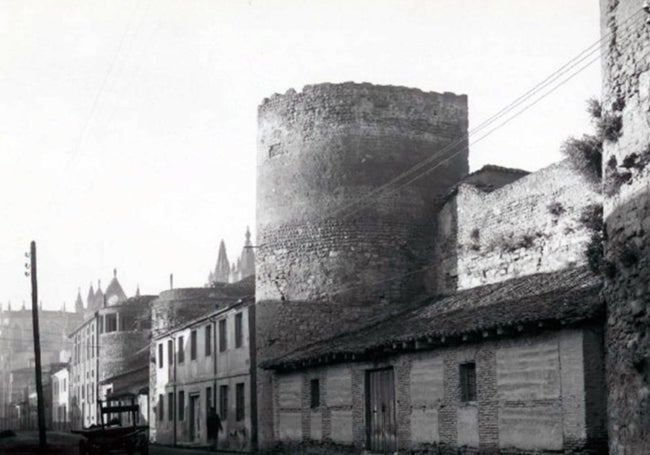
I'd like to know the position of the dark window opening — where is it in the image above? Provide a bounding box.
[219,319,227,352]
[158,344,163,369]
[205,325,212,356]
[235,313,243,348]
[310,379,320,408]
[190,330,197,360]
[168,393,174,421]
[178,336,185,363]
[236,383,245,421]
[219,385,228,419]
[178,390,185,421]
[460,362,477,402]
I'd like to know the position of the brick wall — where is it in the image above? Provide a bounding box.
[600,1,650,453]
[268,326,604,454]
[434,160,601,293]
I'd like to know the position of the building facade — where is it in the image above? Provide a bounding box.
[69,270,131,428]
[51,365,70,431]
[148,277,254,446]
[151,299,255,451]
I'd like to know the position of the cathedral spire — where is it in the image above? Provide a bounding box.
[239,226,255,280]
[213,240,230,284]
[75,288,84,313]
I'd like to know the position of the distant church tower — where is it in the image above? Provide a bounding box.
[206,228,255,286]
[213,240,231,284]
[239,226,255,279]
[75,288,84,313]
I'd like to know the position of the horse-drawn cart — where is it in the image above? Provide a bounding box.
[73,397,148,454]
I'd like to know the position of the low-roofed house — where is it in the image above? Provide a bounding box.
[263,267,606,453]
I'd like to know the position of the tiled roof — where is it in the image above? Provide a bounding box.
[263,267,602,371]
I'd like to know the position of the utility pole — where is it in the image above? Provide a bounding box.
[28,241,47,449]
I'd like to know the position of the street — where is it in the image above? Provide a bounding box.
[0,431,244,455]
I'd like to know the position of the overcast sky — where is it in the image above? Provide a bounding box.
[0,0,601,310]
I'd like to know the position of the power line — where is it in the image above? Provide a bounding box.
[311,8,644,224]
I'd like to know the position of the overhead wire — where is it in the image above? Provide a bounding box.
[313,8,644,224]
[320,8,648,298]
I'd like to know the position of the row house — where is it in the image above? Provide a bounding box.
[151,297,256,451]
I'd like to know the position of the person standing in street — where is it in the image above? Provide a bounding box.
[207,406,222,452]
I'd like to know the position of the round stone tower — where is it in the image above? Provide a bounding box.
[256,82,469,304]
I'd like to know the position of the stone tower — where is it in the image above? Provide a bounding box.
[255,82,469,448]
[600,1,650,453]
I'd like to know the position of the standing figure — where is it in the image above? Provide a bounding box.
[207,406,222,451]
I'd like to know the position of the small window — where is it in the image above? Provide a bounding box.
[236,383,245,421]
[178,336,185,363]
[219,319,227,352]
[235,313,243,348]
[190,330,197,360]
[168,392,174,421]
[310,379,320,409]
[158,343,164,369]
[205,325,212,356]
[167,339,173,366]
[178,390,185,421]
[460,362,477,402]
[219,385,229,418]
[158,394,164,421]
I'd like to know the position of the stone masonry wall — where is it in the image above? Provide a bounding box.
[269,326,604,454]
[600,1,650,453]
[255,82,469,450]
[434,160,601,293]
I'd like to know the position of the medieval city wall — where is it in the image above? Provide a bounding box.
[434,160,601,293]
[600,0,650,453]
[271,326,605,454]
[255,82,470,449]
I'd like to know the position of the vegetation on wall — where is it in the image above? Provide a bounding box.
[579,203,614,277]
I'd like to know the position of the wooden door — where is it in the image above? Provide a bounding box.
[366,368,397,453]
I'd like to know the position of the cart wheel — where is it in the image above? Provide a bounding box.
[78,439,86,455]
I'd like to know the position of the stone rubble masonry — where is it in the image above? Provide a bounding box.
[434,159,601,293]
[269,327,604,454]
[255,82,470,449]
[600,0,650,453]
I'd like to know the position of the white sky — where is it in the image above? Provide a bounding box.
[0,0,601,310]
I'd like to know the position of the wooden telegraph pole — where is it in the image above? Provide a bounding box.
[28,241,47,449]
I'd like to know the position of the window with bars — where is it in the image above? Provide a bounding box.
[219,319,227,352]
[205,325,212,356]
[236,383,245,421]
[219,385,229,418]
[235,312,243,348]
[190,330,197,360]
[105,314,117,333]
[310,379,320,408]
[459,362,477,402]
